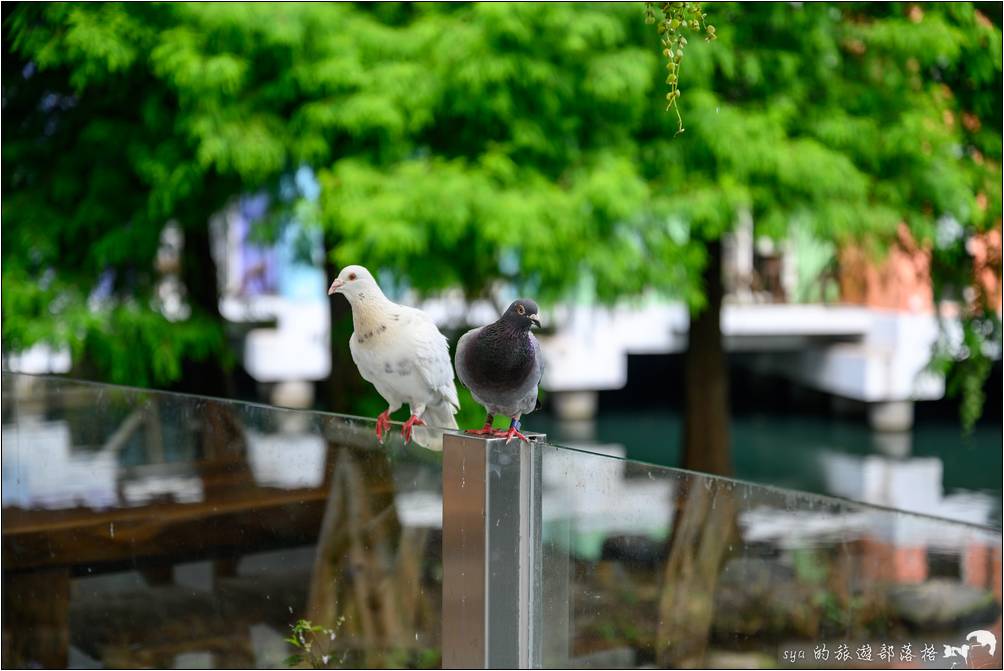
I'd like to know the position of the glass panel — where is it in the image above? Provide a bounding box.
[2,372,444,669]
[5,372,999,670]
[539,441,1002,669]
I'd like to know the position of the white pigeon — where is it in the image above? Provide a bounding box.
[328,265,459,449]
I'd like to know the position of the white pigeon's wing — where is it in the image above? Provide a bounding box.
[349,331,400,407]
[350,332,391,395]
[348,332,369,380]
[400,307,460,410]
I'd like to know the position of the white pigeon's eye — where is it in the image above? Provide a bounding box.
[516,304,526,315]
[348,272,357,281]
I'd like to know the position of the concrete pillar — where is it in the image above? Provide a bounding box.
[871,432,912,458]
[555,420,597,443]
[867,400,914,432]
[269,380,314,409]
[551,391,598,422]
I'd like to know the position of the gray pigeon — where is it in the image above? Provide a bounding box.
[328,265,459,449]
[455,299,543,444]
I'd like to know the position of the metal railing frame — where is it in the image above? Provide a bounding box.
[442,431,545,669]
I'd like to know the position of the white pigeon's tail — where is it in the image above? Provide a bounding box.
[412,399,459,451]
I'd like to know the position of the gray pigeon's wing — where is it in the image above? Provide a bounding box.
[454,326,481,390]
[530,333,543,385]
[518,333,543,414]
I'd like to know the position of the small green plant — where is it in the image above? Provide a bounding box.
[284,617,347,669]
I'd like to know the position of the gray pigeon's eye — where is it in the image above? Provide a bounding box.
[516,304,526,315]
[348,273,357,281]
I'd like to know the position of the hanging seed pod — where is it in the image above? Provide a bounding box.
[644,1,716,135]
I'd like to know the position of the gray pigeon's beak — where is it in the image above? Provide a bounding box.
[529,313,541,328]
[327,279,344,295]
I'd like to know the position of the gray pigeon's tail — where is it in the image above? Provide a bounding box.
[412,399,459,451]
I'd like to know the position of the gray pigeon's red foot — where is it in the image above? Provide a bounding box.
[502,418,529,445]
[465,414,496,436]
[375,410,392,443]
[401,414,426,444]
[502,426,530,444]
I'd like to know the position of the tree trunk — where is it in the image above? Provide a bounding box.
[179,221,233,398]
[307,443,433,666]
[318,247,368,414]
[656,480,738,667]
[682,240,732,476]
[656,241,738,667]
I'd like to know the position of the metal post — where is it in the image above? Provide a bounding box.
[442,431,545,669]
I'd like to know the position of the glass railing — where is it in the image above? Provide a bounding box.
[2,372,1001,669]
[536,445,1002,669]
[2,373,444,669]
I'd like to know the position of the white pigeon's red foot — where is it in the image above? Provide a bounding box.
[375,410,392,443]
[401,414,426,444]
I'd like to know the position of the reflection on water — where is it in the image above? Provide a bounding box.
[535,411,1003,528]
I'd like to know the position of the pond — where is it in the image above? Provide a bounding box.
[533,411,1003,529]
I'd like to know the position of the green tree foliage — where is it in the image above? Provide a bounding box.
[3,4,1000,432]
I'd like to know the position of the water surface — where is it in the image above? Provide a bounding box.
[534,411,1003,528]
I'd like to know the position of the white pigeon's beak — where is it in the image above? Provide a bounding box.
[328,279,344,295]
[529,313,541,328]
